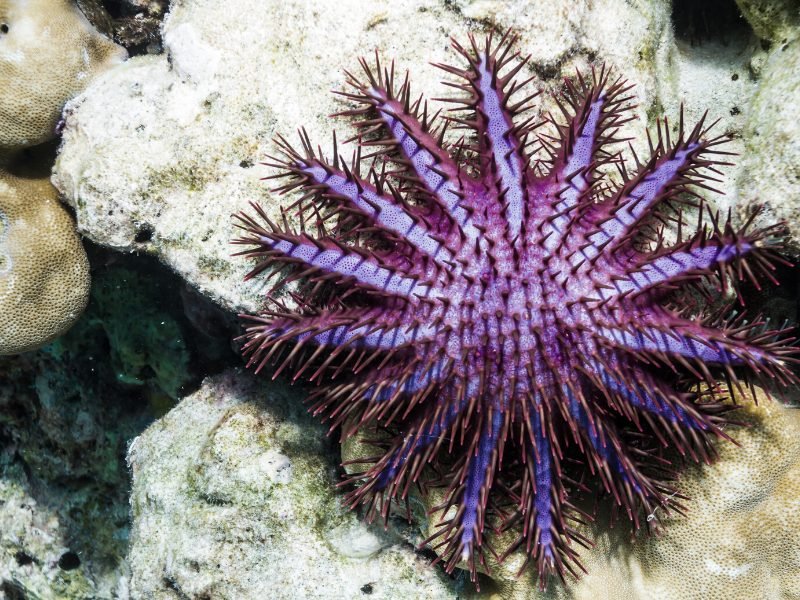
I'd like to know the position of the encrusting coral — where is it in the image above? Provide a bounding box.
[0,0,126,150]
[0,170,90,355]
[235,32,797,588]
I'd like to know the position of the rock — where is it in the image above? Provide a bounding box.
[0,341,145,598]
[0,170,90,355]
[53,0,749,314]
[0,253,227,597]
[0,0,126,151]
[738,36,800,254]
[126,370,455,599]
[735,0,800,43]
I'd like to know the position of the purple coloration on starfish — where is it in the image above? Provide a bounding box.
[234,32,798,588]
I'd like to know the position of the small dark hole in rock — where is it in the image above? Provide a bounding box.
[239,159,254,168]
[0,24,8,34]
[135,225,154,243]
[58,551,81,570]
[730,106,740,115]
[14,551,33,566]
[360,583,374,594]
[731,73,739,81]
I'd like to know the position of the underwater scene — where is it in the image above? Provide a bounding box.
[2,0,800,598]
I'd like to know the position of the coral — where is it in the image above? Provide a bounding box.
[236,32,796,587]
[0,170,90,355]
[126,370,456,599]
[0,0,126,150]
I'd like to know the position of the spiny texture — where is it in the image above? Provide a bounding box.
[234,33,797,587]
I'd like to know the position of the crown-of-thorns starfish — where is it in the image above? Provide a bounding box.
[233,31,798,588]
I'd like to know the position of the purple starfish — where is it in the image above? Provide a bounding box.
[234,32,797,587]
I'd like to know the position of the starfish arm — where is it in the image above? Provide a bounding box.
[240,310,437,376]
[502,409,588,584]
[597,239,752,300]
[582,115,728,259]
[442,33,535,245]
[343,388,464,520]
[234,221,436,301]
[597,322,750,363]
[542,70,635,250]
[527,416,563,577]
[264,134,455,265]
[340,62,481,242]
[300,160,454,262]
[563,388,666,528]
[425,407,504,583]
[595,318,796,387]
[473,53,527,244]
[363,358,449,402]
[598,215,790,302]
[589,359,698,426]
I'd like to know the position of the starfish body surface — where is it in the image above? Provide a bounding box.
[235,33,796,586]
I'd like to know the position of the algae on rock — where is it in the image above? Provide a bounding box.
[126,370,457,600]
[0,341,143,598]
[738,36,800,255]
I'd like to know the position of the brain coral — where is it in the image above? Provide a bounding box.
[0,0,126,150]
[0,170,90,354]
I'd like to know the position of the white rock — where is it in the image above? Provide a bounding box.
[126,370,454,599]
[52,0,752,314]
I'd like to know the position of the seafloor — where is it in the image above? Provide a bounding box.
[1,0,800,599]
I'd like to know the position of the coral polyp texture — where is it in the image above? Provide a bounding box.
[235,33,797,587]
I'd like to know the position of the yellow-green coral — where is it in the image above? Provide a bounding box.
[0,171,90,354]
[0,0,126,150]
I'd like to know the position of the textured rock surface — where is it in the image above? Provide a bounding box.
[739,37,800,255]
[344,388,800,599]
[0,170,90,355]
[0,0,126,150]
[735,0,800,42]
[54,0,754,314]
[126,370,456,599]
